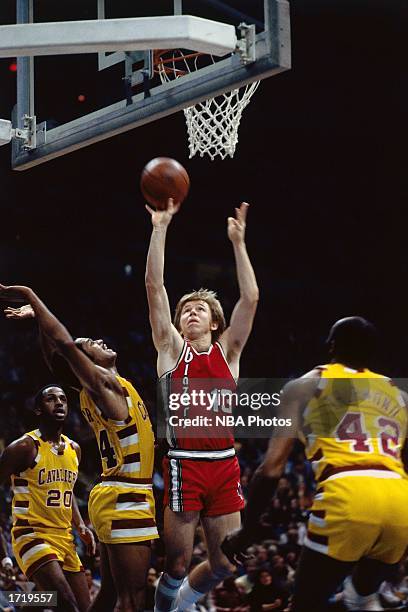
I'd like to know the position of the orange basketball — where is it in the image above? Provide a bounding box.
[140,157,190,210]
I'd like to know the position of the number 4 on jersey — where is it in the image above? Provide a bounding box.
[99,429,117,468]
[335,412,372,452]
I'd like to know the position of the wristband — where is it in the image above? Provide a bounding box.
[1,556,13,569]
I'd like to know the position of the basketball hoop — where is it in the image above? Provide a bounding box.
[154,50,259,161]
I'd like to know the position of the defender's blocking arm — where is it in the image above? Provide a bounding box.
[5,304,82,391]
[0,285,127,420]
[5,303,57,371]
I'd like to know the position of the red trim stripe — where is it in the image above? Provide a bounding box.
[318,463,394,483]
[307,530,328,546]
[19,538,45,557]
[15,519,30,527]
[111,518,156,529]
[26,553,58,578]
[117,492,146,504]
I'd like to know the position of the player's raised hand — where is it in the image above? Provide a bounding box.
[0,284,32,302]
[4,304,35,320]
[145,198,180,228]
[221,527,253,566]
[78,524,96,557]
[227,202,249,245]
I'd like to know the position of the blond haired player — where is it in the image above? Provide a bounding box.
[1,286,158,612]
[222,317,408,612]
[145,200,259,612]
[0,385,95,612]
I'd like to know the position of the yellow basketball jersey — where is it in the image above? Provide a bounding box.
[79,375,155,480]
[11,429,79,530]
[303,363,408,480]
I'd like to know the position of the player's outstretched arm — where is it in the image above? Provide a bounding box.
[4,303,60,373]
[1,285,73,348]
[1,285,92,388]
[4,304,82,391]
[219,203,259,370]
[0,285,127,419]
[145,200,183,362]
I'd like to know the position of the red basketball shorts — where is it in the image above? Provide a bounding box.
[163,455,244,516]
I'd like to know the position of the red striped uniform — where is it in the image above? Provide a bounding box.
[162,341,244,515]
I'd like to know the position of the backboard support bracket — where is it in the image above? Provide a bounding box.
[236,23,256,64]
[15,114,37,150]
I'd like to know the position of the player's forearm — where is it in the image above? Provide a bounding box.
[0,529,8,560]
[242,466,281,538]
[232,241,259,304]
[25,290,73,348]
[38,326,57,370]
[145,226,168,289]
[0,527,13,572]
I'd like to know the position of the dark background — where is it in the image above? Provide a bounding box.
[0,0,407,425]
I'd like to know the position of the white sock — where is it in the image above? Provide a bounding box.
[154,573,184,612]
[176,577,205,611]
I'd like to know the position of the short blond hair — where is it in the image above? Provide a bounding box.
[174,288,226,342]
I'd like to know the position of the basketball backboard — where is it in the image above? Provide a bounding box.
[4,0,290,170]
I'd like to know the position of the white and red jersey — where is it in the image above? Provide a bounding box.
[161,341,236,455]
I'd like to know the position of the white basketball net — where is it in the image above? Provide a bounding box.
[155,50,259,160]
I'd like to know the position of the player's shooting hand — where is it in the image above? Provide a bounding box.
[0,284,32,303]
[4,304,35,320]
[227,202,249,245]
[221,528,253,566]
[145,198,180,228]
[78,525,96,557]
